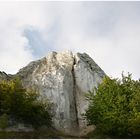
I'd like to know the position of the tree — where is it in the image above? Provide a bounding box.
[85,73,140,137]
[0,78,52,129]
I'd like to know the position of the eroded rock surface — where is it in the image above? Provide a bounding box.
[0,51,105,135]
[0,71,13,81]
[74,53,105,130]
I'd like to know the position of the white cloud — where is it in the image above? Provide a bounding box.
[44,2,140,80]
[0,2,48,74]
[0,1,140,80]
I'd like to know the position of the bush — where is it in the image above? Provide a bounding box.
[85,73,140,137]
[0,114,8,130]
[0,78,52,129]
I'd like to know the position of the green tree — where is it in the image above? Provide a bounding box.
[85,73,140,137]
[0,78,52,129]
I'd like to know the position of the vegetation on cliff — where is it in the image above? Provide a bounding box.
[0,78,52,129]
[85,73,140,137]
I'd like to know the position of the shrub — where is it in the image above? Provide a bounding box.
[85,73,140,137]
[0,114,8,130]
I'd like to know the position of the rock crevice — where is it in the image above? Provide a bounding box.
[71,55,79,131]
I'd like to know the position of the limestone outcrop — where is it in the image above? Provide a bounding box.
[0,51,105,135]
[74,53,105,130]
[0,71,12,81]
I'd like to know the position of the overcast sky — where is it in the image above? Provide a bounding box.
[0,1,140,79]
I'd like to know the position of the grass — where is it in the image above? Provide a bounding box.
[0,129,112,139]
[83,129,140,139]
[83,129,111,139]
[0,128,80,139]
[1,128,140,139]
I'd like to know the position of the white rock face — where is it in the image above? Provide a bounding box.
[16,51,105,135]
[74,53,105,130]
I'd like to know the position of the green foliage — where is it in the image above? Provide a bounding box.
[85,73,140,137]
[0,78,52,129]
[0,114,8,130]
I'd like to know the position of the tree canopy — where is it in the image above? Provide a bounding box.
[85,73,140,137]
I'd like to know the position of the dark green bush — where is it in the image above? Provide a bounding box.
[0,114,8,130]
[0,78,52,129]
[85,73,140,137]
